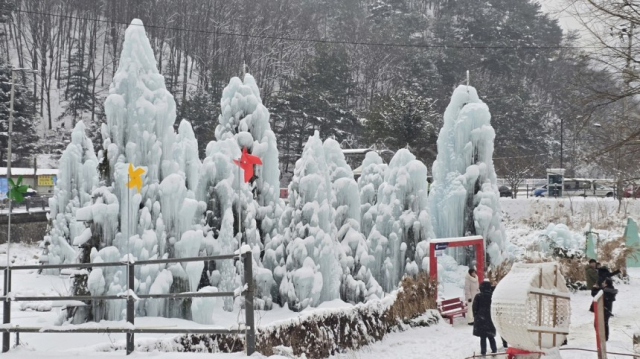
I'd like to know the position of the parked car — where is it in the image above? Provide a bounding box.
[24,187,37,197]
[533,185,548,197]
[624,186,640,198]
[499,185,512,198]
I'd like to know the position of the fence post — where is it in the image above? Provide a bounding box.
[527,184,529,198]
[3,268,11,353]
[126,262,134,355]
[243,252,255,356]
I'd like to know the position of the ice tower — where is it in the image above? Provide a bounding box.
[429,85,506,266]
[366,149,433,292]
[81,19,203,320]
[44,121,99,273]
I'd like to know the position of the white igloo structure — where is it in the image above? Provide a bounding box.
[491,262,571,352]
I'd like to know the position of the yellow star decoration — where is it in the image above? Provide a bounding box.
[127,164,145,193]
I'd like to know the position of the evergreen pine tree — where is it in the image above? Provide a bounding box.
[365,90,439,165]
[0,64,40,166]
[180,88,218,157]
[0,0,14,38]
[62,51,96,126]
[271,44,360,179]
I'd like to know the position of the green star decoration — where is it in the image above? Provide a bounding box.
[8,176,28,203]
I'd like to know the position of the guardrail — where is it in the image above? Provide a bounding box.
[1,250,256,355]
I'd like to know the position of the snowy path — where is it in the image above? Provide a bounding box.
[331,269,640,359]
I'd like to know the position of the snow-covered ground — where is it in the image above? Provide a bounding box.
[2,197,640,358]
[3,249,640,358]
[331,269,640,359]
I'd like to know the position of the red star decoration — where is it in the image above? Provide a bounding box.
[234,147,263,183]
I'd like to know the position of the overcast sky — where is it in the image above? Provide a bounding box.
[538,0,583,33]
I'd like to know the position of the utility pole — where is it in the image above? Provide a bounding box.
[620,20,634,202]
[560,117,564,170]
[2,67,37,353]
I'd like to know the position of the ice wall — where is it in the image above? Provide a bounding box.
[358,152,387,238]
[366,149,434,292]
[266,132,342,311]
[324,139,382,303]
[429,85,506,266]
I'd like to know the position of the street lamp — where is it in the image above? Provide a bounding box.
[2,67,38,353]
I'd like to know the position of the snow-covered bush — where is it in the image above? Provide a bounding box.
[366,149,434,292]
[533,223,585,258]
[429,85,506,266]
[44,121,99,273]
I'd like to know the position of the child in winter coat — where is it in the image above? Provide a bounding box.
[473,281,498,356]
[464,269,480,325]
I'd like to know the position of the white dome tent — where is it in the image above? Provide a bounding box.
[491,262,571,353]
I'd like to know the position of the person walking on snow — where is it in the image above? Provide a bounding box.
[473,281,498,356]
[601,278,618,341]
[586,259,599,291]
[465,269,480,325]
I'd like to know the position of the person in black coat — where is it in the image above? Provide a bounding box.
[601,278,618,341]
[596,263,621,315]
[597,263,621,286]
[473,281,497,355]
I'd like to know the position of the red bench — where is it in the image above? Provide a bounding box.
[438,297,466,325]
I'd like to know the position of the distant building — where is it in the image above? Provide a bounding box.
[0,167,58,198]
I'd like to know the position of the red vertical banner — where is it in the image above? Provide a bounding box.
[593,290,607,359]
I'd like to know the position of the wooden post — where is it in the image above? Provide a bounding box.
[537,267,543,349]
[633,333,639,359]
[243,252,256,355]
[594,291,607,359]
[3,69,15,354]
[552,265,558,347]
[2,268,11,352]
[126,262,135,355]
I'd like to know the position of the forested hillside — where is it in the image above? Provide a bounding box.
[0,0,621,179]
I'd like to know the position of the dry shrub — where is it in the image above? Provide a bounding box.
[486,261,513,284]
[178,273,438,358]
[598,237,640,272]
[384,273,437,321]
[522,256,587,290]
[558,258,586,284]
[522,198,624,231]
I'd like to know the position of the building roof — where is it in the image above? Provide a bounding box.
[342,148,373,155]
[0,167,59,176]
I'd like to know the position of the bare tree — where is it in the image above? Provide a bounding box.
[495,146,540,198]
